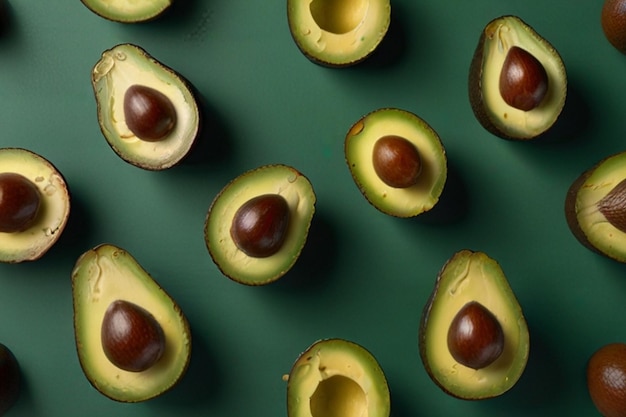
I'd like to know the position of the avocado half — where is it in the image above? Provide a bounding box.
[565,151,626,263]
[91,43,201,170]
[81,0,172,23]
[0,148,70,263]
[205,164,316,285]
[469,15,567,140]
[345,108,447,218]
[286,339,390,417]
[419,250,529,400]
[71,244,191,402]
[287,0,391,67]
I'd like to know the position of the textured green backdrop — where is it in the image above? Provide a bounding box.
[0,1,623,416]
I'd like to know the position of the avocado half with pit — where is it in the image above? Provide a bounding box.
[287,0,391,67]
[565,151,626,263]
[81,0,172,23]
[71,244,191,402]
[469,15,567,140]
[286,338,390,417]
[0,148,70,263]
[205,164,316,285]
[345,108,447,218]
[419,250,529,400]
[91,43,201,170]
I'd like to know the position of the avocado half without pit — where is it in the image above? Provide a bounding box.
[345,108,447,218]
[286,339,390,417]
[287,0,391,67]
[91,43,201,170]
[419,250,529,400]
[81,0,172,23]
[205,164,316,285]
[0,148,70,263]
[469,15,567,140]
[71,244,191,402]
[565,150,626,263]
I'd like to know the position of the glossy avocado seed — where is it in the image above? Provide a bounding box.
[587,343,626,417]
[499,46,549,111]
[372,135,422,189]
[0,172,42,233]
[598,178,626,233]
[230,194,290,258]
[123,84,177,141]
[447,301,505,370]
[101,300,166,373]
[602,0,626,54]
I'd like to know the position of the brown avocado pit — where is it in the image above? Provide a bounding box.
[499,46,549,111]
[602,0,626,54]
[372,135,422,189]
[123,85,177,142]
[101,300,166,373]
[0,172,42,233]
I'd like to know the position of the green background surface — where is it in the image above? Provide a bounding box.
[0,0,623,416]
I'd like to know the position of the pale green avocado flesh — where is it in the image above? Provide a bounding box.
[345,108,447,217]
[471,15,567,140]
[287,0,391,66]
[419,250,529,400]
[91,44,200,170]
[71,244,191,402]
[205,164,316,285]
[0,148,70,263]
[81,0,172,23]
[567,151,626,263]
[287,339,390,417]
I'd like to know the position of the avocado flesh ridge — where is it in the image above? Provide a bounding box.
[574,153,626,261]
[82,0,171,22]
[72,244,190,402]
[422,251,528,399]
[288,340,390,417]
[347,110,446,217]
[288,0,390,65]
[480,17,566,139]
[92,44,199,169]
[0,149,69,263]
[207,166,315,284]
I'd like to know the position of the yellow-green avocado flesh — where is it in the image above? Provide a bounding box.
[345,108,447,218]
[287,0,391,67]
[0,148,70,263]
[469,15,567,140]
[419,250,529,400]
[205,164,316,285]
[286,339,390,417]
[91,44,200,170]
[81,0,172,23]
[565,151,626,263]
[71,244,191,402]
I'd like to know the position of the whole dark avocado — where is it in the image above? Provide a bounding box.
[0,343,20,415]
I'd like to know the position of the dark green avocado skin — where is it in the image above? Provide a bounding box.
[0,343,20,415]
